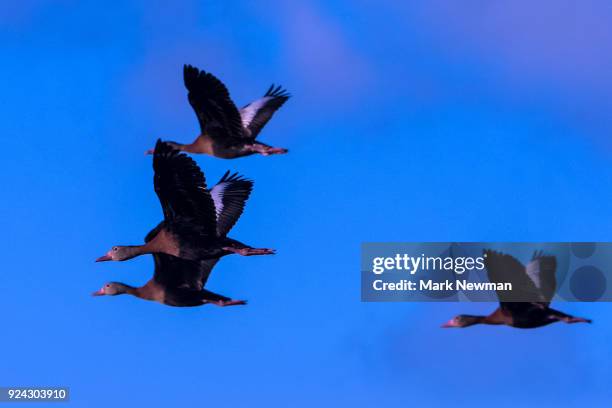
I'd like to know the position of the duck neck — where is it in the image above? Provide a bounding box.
[462,315,489,327]
[115,283,138,296]
[130,286,148,299]
[122,245,151,260]
[481,314,506,326]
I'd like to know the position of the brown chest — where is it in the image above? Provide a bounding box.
[190,134,215,154]
[486,308,514,325]
[137,280,166,303]
[145,228,180,257]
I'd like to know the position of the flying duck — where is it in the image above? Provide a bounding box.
[145,65,290,158]
[442,250,592,329]
[97,140,274,263]
[92,254,246,307]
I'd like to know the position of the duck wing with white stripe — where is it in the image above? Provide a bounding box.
[240,85,290,139]
[209,171,254,237]
[525,251,557,306]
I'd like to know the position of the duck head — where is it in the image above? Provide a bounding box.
[96,246,139,262]
[92,282,133,296]
[441,314,484,328]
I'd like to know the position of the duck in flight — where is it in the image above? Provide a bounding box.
[93,254,246,307]
[97,140,274,263]
[442,250,592,329]
[145,65,290,158]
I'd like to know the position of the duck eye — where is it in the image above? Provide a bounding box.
[106,284,110,287]
[112,247,118,252]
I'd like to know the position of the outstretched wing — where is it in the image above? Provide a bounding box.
[153,254,219,291]
[525,251,557,305]
[484,250,547,303]
[240,85,290,139]
[184,65,244,142]
[152,140,217,235]
[152,253,200,290]
[209,171,253,237]
[195,259,220,289]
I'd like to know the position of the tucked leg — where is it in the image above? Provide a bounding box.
[563,316,592,324]
[548,308,592,324]
[201,289,247,307]
[247,143,288,156]
[223,246,275,256]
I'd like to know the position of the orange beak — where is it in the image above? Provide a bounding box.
[92,288,105,296]
[441,319,457,328]
[95,252,112,262]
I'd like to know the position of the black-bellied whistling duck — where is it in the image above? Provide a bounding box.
[92,254,246,307]
[442,250,592,329]
[145,65,289,158]
[96,140,274,263]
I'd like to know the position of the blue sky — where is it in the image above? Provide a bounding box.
[1,0,612,406]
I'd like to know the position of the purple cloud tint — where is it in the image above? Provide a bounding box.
[117,0,244,133]
[396,0,612,148]
[119,0,372,132]
[120,41,239,126]
[262,1,372,105]
[414,0,612,91]
[0,0,47,27]
[0,0,76,30]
